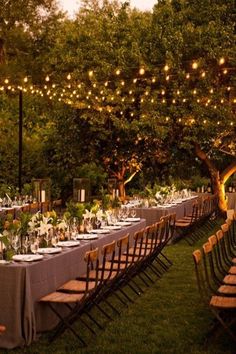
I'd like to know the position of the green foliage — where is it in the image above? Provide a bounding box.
[64,201,85,222]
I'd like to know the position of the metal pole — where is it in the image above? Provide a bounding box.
[19,90,23,193]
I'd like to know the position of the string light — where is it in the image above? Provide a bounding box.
[116,69,121,75]
[219,57,225,65]
[45,75,50,82]
[67,74,71,80]
[164,65,169,72]
[139,68,145,75]
[192,62,198,69]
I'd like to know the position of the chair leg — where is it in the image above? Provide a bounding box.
[84,310,104,330]
[48,303,87,346]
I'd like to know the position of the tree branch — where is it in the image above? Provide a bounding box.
[220,159,236,184]
[124,171,138,185]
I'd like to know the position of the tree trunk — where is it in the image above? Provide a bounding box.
[118,180,126,201]
[194,143,236,213]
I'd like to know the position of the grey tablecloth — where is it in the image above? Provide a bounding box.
[0,219,146,349]
[134,199,196,226]
[227,193,236,210]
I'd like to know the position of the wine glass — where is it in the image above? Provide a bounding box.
[95,217,101,229]
[44,231,51,247]
[30,240,39,254]
[12,235,20,254]
[131,208,136,218]
[23,236,31,254]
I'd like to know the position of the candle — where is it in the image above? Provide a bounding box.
[41,190,46,202]
[81,189,85,202]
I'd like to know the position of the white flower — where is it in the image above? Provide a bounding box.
[83,209,95,220]
[57,220,67,230]
[96,209,104,220]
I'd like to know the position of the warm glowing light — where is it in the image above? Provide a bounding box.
[219,57,225,65]
[88,70,93,77]
[161,90,165,95]
[186,73,190,79]
[223,69,228,74]
[164,64,169,72]
[4,78,9,84]
[104,81,108,87]
[203,120,207,124]
[116,69,121,75]
[139,68,145,75]
[133,78,137,83]
[152,77,156,83]
[192,62,198,69]
[172,99,176,104]
[227,86,231,91]
[23,77,28,83]
[210,88,213,94]
[45,75,50,82]
[193,89,197,95]
[67,73,71,80]
[201,71,206,78]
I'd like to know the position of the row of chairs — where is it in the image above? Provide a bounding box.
[0,199,62,220]
[175,194,219,245]
[39,213,176,346]
[193,212,236,342]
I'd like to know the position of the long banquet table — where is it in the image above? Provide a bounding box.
[134,197,197,226]
[0,219,146,349]
[227,192,236,210]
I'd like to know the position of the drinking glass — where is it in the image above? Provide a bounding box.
[44,232,51,247]
[131,208,136,218]
[30,241,39,254]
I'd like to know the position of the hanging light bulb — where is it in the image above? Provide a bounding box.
[164,64,169,72]
[219,57,225,65]
[139,68,145,75]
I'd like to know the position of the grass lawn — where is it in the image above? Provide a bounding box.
[2,218,235,354]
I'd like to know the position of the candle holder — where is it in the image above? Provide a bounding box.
[73,178,90,203]
[32,178,51,203]
[108,178,119,199]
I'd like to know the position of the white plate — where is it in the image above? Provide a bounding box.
[126,217,141,222]
[89,229,110,234]
[75,234,98,240]
[115,221,132,226]
[12,254,43,262]
[57,241,81,247]
[101,225,122,230]
[38,247,62,254]
[0,260,11,265]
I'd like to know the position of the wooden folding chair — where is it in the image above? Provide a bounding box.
[0,325,6,334]
[193,249,236,343]
[39,248,100,345]
[29,202,39,214]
